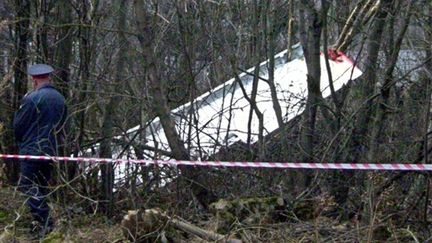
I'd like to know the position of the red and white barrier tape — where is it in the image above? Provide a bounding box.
[0,154,431,171]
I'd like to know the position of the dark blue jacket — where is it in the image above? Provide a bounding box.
[13,84,67,156]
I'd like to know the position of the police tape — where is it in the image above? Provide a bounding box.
[1,153,432,171]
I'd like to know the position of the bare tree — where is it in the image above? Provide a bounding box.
[98,0,128,217]
[53,0,73,96]
[133,0,215,208]
[368,0,414,161]
[348,0,393,163]
[4,0,31,183]
[298,0,329,165]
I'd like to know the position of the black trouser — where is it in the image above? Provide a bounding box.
[18,160,53,227]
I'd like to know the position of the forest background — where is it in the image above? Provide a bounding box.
[0,0,432,242]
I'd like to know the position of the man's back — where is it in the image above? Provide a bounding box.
[13,84,67,156]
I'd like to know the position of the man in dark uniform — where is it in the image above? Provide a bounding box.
[13,64,67,237]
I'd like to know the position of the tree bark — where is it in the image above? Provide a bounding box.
[349,0,391,163]
[286,0,295,61]
[99,0,128,217]
[34,0,50,62]
[133,0,215,209]
[53,0,73,97]
[335,0,376,53]
[4,0,31,184]
[298,1,327,163]
[72,0,99,198]
[346,0,392,223]
[368,0,413,161]
[265,0,284,129]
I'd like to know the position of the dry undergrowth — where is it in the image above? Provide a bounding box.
[0,184,427,242]
[0,186,124,243]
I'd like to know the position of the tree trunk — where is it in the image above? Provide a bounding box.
[298,1,327,164]
[335,0,376,53]
[347,0,392,223]
[286,0,295,61]
[53,0,73,97]
[349,0,391,163]
[368,0,413,161]
[33,0,52,63]
[265,0,284,129]
[4,0,31,184]
[133,0,215,209]
[72,0,99,199]
[99,0,128,217]
[53,0,75,188]
[245,0,265,159]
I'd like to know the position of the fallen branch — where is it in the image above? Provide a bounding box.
[169,215,241,243]
[121,208,242,243]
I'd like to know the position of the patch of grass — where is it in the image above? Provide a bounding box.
[42,232,65,243]
[0,211,7,223]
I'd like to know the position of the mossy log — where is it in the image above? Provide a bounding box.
[209,196,327,232]
[209,197,288,232]
[121,208,241,243]
[121,209,168,242]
